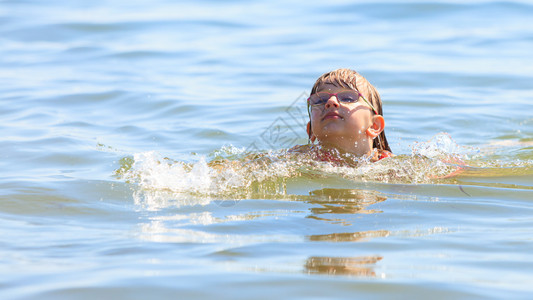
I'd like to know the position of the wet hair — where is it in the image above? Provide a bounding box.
[309,68,391,152]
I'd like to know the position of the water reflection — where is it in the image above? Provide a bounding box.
[306,188,387,224]
[304,189,387,277]
[304,256,383,277]
[308,230,390,242]
[131,189,212,211]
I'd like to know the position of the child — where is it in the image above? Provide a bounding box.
[294,68,392,164]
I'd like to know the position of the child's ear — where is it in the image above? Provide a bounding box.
[366,115,385,138]
[306,122,316,142]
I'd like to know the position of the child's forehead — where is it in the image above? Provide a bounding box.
[316,82,353,92]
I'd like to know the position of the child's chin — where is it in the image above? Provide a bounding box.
[321,121,344,129]
[320,126,346,136]
[317,131,346,141]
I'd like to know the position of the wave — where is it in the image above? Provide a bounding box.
[112,133,533,207]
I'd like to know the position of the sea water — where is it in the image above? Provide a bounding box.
[1,0,533,299]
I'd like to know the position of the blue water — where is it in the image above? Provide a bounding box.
[1,0,533,299]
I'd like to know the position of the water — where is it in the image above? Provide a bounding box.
[1,0,533,299]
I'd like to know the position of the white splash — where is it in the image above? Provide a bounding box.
[123,150,250,195]
[116,134,498,204]
[412,132,477,159]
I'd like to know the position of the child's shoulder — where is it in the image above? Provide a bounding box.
[288,144,313,153]
[372,149,394,162]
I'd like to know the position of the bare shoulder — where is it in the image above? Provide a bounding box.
[372,149,394,162]
[288,144,313,153]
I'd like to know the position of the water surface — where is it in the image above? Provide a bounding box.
[1,0,533,299]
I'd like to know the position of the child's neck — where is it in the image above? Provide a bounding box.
[318,138,372,157]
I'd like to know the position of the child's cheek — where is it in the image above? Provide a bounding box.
[311,111,321,124]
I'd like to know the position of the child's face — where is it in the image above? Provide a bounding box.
[309,82,375,152]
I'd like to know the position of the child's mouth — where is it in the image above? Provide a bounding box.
[322,111,343,121]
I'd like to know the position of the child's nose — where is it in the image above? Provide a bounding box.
[325,96,340,109]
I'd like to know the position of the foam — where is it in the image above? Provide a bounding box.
[115,133,533,204]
